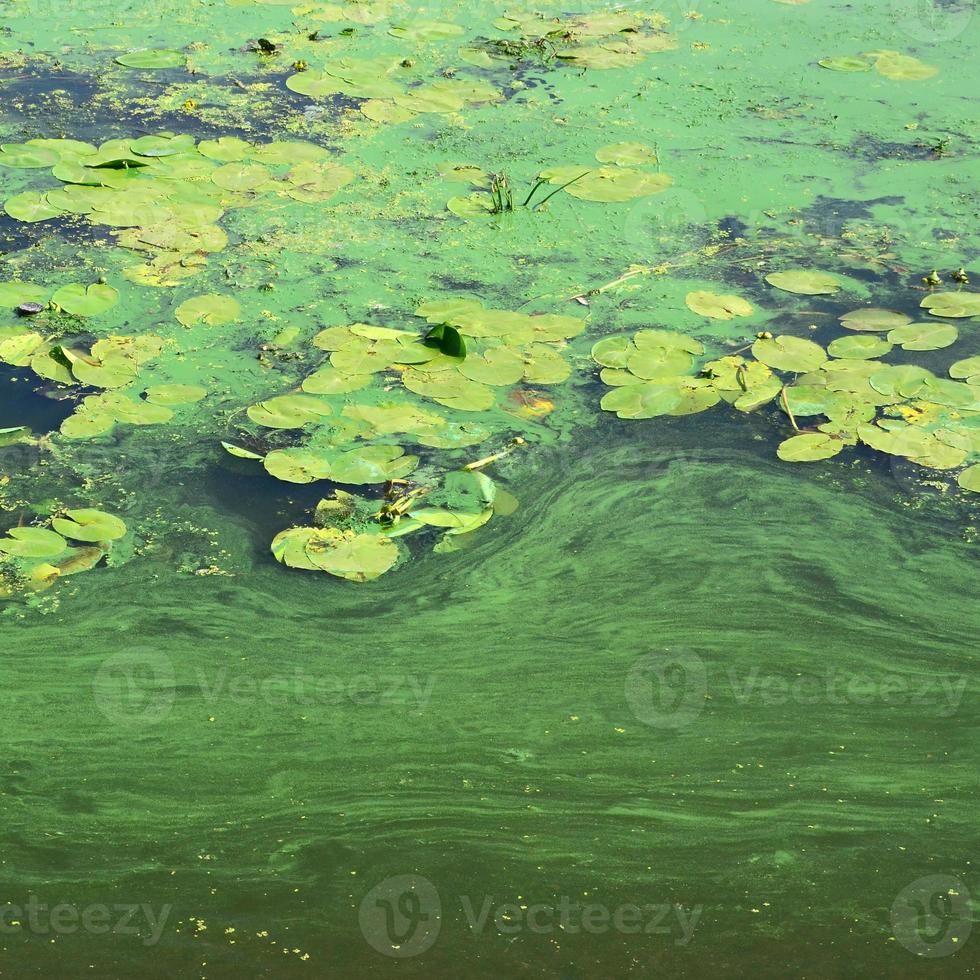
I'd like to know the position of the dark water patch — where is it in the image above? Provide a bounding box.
[0,365,76,434]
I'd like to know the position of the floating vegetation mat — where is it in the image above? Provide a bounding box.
[0,0,977,600]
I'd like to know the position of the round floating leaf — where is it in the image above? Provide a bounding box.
[306,528,399,582]
[868,364,934,398]
[51,282,119,316]
[458,347,524,386]
[0,143,61,168]
[920,292,980,318]
[361,100,418,124]
[887,322,958,351]
[540,166,672,203]
[175,294,240,327]
[685,290,753,320]
[627,346,694,380]
[4,191,63,222]
[600,382,684,419]
[949,356,980,382]
[264,448,330,483]
[144,384,206,405]
[115,50,185,69]
[328,445,418,484]
[958,464,980,493]
[827,334,892,359]
[524,344,571,384]
[248,394,332,429]
[594,142,657,165]
[0,282,48,307]
[60,411,115,439]
[401,369,494,411]
[839,308,911,332]
[591,335,634,368]
[0,526,67,558]
[129,134,195,157]
[752,335,827,372]
[819,56,872,72]
[870,50,937,81]
[0,331,44,365]
[447,193,494,218]
[776,433,844,462]
[198,136,252,161]
[211,162,272,191]
[51,509,126,542]
[271,526,321,570]
[302,367,372,395]
[633,329,703,355]
[765,270,840,295]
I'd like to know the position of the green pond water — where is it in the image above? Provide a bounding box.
[0,0,978,976]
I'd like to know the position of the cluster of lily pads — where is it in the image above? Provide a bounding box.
[593,279,980,494]
[281,10,678,128]
[0,135,353,286]
[0,509,128,595]
[446,141,670,217]
[287,55,502,125]
[0,307,206,439]
[485,9,677,70]
[271,469,502,581]
[819,50,937,80]
[221,299,586,578]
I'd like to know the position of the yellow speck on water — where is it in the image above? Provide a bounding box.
[614,727,625,733]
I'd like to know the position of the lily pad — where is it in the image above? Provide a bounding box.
[765,270,840,295]
[776,432,844,462]
[115,50,185,69]
[949,356,980,383]
[685,290,753,320]
[887,322,958,351]
[144,384,206,405]
[175,294,240,327]
[274,527,399,582]
[819,56,872,72]
[752,335,827,372]
[920,292,980,318]
[4,191,63,222]
[594,142,657,165]
[839,308,911,332]
[51,509,127,542]
[957,464,980,493]
[827,335,893,359]
[0,526,67,558]
[51,282,119,316]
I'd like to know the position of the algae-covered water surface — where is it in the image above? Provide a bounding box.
[0,0,978,975]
